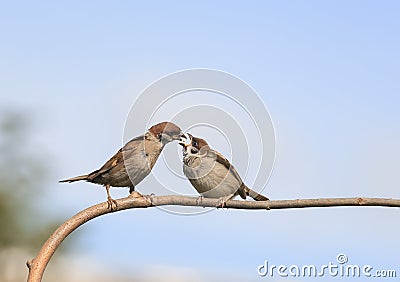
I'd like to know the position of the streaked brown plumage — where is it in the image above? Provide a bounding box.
[60,122,182,209]
[179,133,268,206]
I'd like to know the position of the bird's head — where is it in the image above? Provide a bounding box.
[179,133,210,157]
[149,122,182,144]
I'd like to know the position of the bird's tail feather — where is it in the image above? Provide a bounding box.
[59,174,89,183]
[244,186,269,201]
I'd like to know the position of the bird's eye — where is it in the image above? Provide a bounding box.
[192,141,198,147]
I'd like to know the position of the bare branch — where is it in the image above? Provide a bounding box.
[27,195,400,281]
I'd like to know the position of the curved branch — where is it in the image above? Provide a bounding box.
[26,195,400,281]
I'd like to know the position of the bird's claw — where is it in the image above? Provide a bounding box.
[144,193,156,205]
[196,196,204,206]
[216,196,231,208]
[217,200,226,209]
[107,196,118,211]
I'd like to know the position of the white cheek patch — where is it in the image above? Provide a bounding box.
[184,145,195,156]
[182,144,189,155]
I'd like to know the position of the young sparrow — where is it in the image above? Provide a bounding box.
[179,133,269,206]
[60,122,182,209]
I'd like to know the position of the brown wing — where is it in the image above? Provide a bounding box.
[88,135,144,180]
[214,150,244,185]
[213,149,247,199]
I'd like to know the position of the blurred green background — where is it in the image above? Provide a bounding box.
[0,111,65,281]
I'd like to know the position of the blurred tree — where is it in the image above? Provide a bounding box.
[0,111,63,251]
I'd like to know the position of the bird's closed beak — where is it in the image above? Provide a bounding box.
[172,131,183,141]
[178,133,191,147]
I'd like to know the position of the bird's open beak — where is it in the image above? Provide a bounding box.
[178,133,191,147]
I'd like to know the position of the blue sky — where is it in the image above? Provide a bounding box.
[1,1,399,281]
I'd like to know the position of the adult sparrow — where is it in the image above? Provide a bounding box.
[60,122,182,209]
[179,133,268,206]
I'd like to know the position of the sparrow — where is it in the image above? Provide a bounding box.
[60,122,182,209]
[179,133,269,206]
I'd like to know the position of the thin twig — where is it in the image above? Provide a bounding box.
[27,195,400,282]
